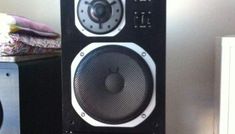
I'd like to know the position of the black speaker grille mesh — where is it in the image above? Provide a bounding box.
[74,45,153,124]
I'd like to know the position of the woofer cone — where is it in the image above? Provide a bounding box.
[73,45,154,124]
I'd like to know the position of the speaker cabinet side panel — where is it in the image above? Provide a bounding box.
[0,63,21,134]
[18,57,62,134]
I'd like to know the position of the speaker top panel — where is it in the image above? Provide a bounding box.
[75,0,126,37]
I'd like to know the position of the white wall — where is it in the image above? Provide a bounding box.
[0,0,61,33]
[167,0,235,134]
[1,0,235,134]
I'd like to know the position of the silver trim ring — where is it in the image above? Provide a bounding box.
[71,42,156,127]
[74,0,126,37]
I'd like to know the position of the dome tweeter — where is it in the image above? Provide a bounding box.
[75,0,126,37]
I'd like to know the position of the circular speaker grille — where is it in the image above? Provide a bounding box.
[73,46,153,124]
[77,0,123,34]
[0,101,3,129]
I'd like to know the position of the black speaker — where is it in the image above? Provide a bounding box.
[0,56,61,134]
[61,0,165,133]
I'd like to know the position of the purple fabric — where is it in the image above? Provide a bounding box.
[10,14,60,38]
[12,15,55,33]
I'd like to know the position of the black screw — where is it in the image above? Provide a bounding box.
[70,120,75,125]
[6,73,10,77]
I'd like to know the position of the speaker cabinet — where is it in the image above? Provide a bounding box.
[61,0,166,133]
[0,56,61,134]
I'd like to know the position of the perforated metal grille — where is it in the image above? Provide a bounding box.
[73,46,153,124]
[77,0,123,34]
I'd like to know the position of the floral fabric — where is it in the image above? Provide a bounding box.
[0,33,60,56]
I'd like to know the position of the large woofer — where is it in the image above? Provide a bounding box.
[0,101,3,129]
[71,43,156,127]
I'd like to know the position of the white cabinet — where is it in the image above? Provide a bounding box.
[215,36,235,134]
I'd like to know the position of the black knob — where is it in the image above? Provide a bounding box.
[88,0,112,23]
[0,101,3,129]
[94,4,106,18]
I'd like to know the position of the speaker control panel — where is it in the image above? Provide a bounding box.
[134,11,152,29]
[132,0,153,29]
